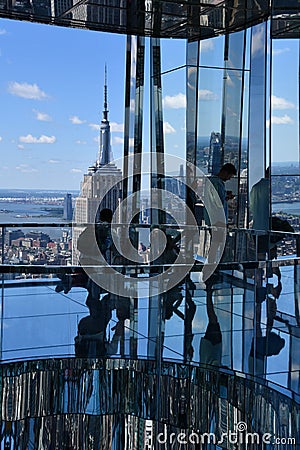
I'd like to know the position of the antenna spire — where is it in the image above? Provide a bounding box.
[103,64,108,121]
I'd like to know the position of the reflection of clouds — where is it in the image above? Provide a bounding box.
[199,89,218,101]
[163,121,176,134]
[271,95,295,110]
[267,115,294,126]
[130,37,137,87]
[187,66,218,99]
[187,67,197,91]
[201,40,214,52]
[163,92,186,109]
[251,24,265,56]
[130,99,135,113]
[227,107,238,117]
[272,47,290,56]
[224,73,235,87]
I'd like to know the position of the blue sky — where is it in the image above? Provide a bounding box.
[0,18,298,190]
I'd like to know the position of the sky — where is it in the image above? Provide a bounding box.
[0,18,298,190]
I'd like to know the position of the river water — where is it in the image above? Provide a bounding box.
[0,201,70,240]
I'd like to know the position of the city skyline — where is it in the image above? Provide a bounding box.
[0,18,298,190]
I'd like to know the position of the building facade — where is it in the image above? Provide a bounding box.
[72,72,122,263]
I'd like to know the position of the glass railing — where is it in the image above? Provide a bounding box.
[0,246,299,401]
[1,222,299,266]
[1,223,299,448]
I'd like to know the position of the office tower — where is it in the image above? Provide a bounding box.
[208,131,222,175]
[63,193,73,220]
[72,69,122,263]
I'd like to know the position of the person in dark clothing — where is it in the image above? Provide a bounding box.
[74,293,128,358]
[199,274,223,367]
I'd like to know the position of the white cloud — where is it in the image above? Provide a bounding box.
[0,29,7,35]
[113,136,134,146]
[251,26,264,56]
[163,93,186,109]
[271,114,294,125]
[89,123,100,131]
[113,136,124,145]
[201,40,214,52]
[19,134,56,144]
[70,168,82,173]
[163,121,176,134]
[70,115,86,125]
[17,144,24,149]
[48,159,60,164]
[130,99,135,113]
[271,95,295,110]
[8,82,48,100]
[93,136,100,144]
[273,47,290,56]
[199,89,218,101]
[0,136,2,142]
[16,164,38,173]
[110,122,124,132]
[75,140,87,145]
[33,109,52,122]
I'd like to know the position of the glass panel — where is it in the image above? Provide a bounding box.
[248,22,267,191]
[271,39,299,173]
[161,66,186,162]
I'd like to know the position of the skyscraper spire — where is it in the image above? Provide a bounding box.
[103,64,108,122]
[98,64,112,166]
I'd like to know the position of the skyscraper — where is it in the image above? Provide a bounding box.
[72,68,122,263]
[63,193,73,220]
[208,131,222,175]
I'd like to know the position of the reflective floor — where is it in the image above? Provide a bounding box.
[1,260,299,402]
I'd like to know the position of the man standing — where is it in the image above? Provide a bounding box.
[249,168,270,259]
[204,163,237,225]
[250,168,270,233]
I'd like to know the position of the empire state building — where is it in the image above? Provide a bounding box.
[72,68,122,263]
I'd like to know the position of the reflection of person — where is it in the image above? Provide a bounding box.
[150,227,180,266]
[75,293,129,358]
[78,208,113,265]
[187,178,204,226]
[250,168,270,259]
[249,279,285,377]
[202,164,236,269]
[204,163,237,226]
[199,275,222,367]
